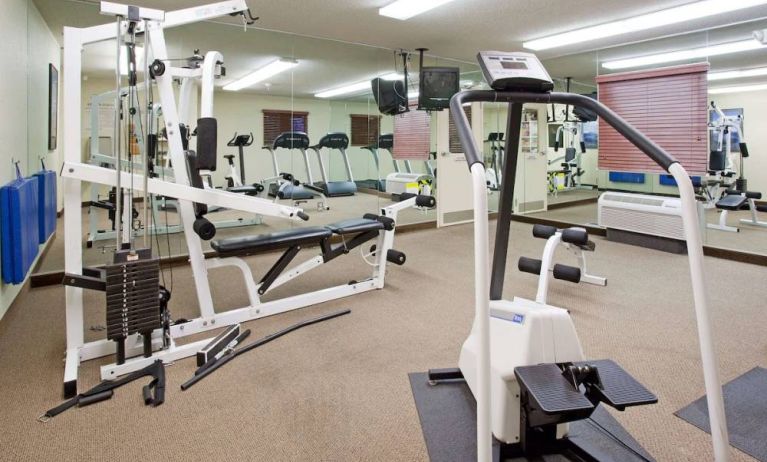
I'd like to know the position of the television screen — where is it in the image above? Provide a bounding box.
[573,92,598,122]
[371,78,408,116]
[419,67,459,111]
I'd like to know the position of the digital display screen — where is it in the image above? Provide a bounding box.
[501,61,528,70]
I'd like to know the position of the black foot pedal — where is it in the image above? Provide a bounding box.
[515,364,595,418]
[574,359,657,410]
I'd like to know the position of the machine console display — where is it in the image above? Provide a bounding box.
[478,51,554,93]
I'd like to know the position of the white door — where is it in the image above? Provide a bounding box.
[436,102,483,227]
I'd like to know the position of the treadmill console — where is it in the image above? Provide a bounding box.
[477,51,554,93]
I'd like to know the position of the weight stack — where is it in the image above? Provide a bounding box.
[105,248,161,364]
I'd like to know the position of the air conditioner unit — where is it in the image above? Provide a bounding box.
[598,192,685,240]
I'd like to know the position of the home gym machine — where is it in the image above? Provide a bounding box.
[548,121,586,195]
[421,51,729,462]
[60,1,432,398]
[706,102,767,232]
[263,131,330,208]
[518,224,606,304]
[308,132,357,196]
[224,132,264,195]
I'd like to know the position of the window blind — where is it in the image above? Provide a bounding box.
[596,63,709,174]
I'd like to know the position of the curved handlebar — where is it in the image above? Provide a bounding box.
[227,132,255,147]
[449,90,677,172]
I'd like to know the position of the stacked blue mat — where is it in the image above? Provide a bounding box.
[1,162,57,285]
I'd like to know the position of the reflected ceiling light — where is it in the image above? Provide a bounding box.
[708,66,767,80]
[314,73,403,98]
[602,39,764,70]
[523,0,767,51]
[379,0,457,20]
[709,82,767,94]
[223,58,298,91]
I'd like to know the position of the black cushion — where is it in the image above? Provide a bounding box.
[716,194,748,211]
[326,218,383,235]
[757,204,767,213]
[228,185,261,196]
[211,226,331,254]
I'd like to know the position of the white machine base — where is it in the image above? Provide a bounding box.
[458,297,583,444]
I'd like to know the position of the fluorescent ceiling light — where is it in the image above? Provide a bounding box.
[223,58,298,91]
[602,39,763,70]
[315,73,403,98]
[379,0,457,20]
[524,0,767,51]
[708,66,767,80]
[709,82,767,94]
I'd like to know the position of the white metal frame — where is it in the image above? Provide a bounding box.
[466,138,729,461]
[533,229,606,305]
[62,1,410,393]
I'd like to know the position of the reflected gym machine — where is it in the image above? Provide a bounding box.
[707,102,767,232]
[308,132,357,196]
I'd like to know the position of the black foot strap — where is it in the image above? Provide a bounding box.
[39,360,165,422]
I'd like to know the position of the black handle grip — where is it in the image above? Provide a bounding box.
[553,264,581,283]
[554,141,559,152]
[227,132,238,146]
[416,195,436,208]
[193,217,217,241]
[386,249,406,265]
[518,257,542,275]
[297,211,309,221]
[580,141,586,154]
[77,390,113,407]
[532,224,557,240]
[561,227,588,246]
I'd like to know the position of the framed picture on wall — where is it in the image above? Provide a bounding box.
[709,107,743,153]
[48,63,58,151]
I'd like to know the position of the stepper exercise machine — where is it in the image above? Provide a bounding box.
[421,51,729,462]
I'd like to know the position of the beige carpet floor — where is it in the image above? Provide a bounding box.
[1,220,765,461]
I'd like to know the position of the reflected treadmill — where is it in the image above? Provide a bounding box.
[309,132,357,197]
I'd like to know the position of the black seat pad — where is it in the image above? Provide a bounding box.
[211,226,331,254]
[716,194,748,211]
[228,185,260,195]
[326,218,383,235]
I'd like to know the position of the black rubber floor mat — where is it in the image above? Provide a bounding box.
[675,367,767,462]
[409,372,654,461]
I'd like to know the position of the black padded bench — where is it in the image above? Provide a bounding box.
[210,217,389,295]
[211,227,332,256]
[715,194,747,211]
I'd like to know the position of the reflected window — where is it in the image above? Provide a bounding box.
[350,114,381,146]
[262,110,309,145]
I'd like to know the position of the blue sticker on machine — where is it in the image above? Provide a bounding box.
[512,314,524,324]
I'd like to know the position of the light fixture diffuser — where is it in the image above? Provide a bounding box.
[223,58,298,91]
[708,66,767,80]
[602,39,763,70]
[315,73,403,98]
[379,0,457,20]
[709,82,767,94]
[524,0,767,51]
